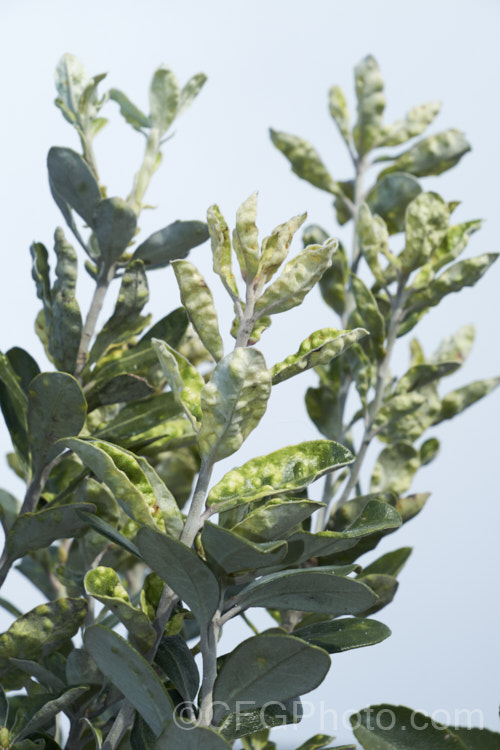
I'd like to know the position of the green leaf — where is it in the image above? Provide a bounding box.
[270,130,338,193]
[419,437,439,466]
[232,192,260,282]
[454,728,500,750]
[370,442,420,495]
[15,687,89,741]
[207,204,240,300]
[84,625,172,736]
[373,392,426,431]
[55,53,88,119]
[329,85,350,144]
[435,377,500,424]
[294,737,338,750]
[64,438,164,530]
[47,147,101,227]
[149,65,179,133]
[172,260,223,361]
[349,275,385,354]
[353,55,385,155]
[258,212,307,285]
[96,392,182,443]
[430,323,475,366]
[377,384,441,443]
[394,362,460,394]
[49,229,82,373]
[0,489,19,534]
[154,634,199,702]
[201,522,287,574]
[213,633,330,721]
[28,372,87,476]
[403,254,498,322]
[235,568,376,615]
[366,172,422,235]
[30,242,52,312]
[136,526,220,625]
[6,347,40,395]
[361,547,412,577]
[152,339,204,427]
[87,373,155,409]
[8,657,65,693]
[94,197,138,268]
[294,617,390,653]
[356,574,398,616]
[254,239,337,317]
[135,455,184,538]
[207,440,354,512]
[133,220,209,270]
[379,129,471,178]
[89,260,149,364]
[0,352,29,464]
[356,204,389,283]
[109,88,151,132]
[271,327,368,385]
[0,599,87,686]
[379,101,440,147]
[428,220,482,273]
[351,704,468,749]
[76,510,141,558]
[178,72,207,116]
[85,567,155,651]
[305,383,342,440]
[217,698,302,741]
[0,684,8,726]
[230,499,323,542]
[315,235,348,315]
[399,193,450,272]
[198,348,271,462]
[3,503,96,564]
[156,723,231,750]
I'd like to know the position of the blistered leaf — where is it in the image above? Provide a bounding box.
[396,490,428,526]
[356,204,388,283]
[94,197,137,268]
[0,599,87,685]
[85,567,155,650]
[403,254,498,319]
[232,192,260,281]
[28,372,87,476]
[230,313,272,345]
[201,522,287,573]
[435,377,500,424]
[399,193,449,272]
[152,339,204,427]
[149,65,179,133]
[236,567,376,615]
[207,440,354,512]
[255,239,337,317]
[379,101,440,147]
[271,328,367,385]
[379,129,471,178]
[49,228,82,372]
[394,362,460,394]
[155,634,199,702]
[377,384,441,443]
[294,617,390,653]
[230,498,323,542]
[172,260,223,361]
[329,86,350,144]
[370,442,420,495]
[109,88,151,131]
[89,260,149,364]
[428,220,481,273]
[177,72,207,116]
[270,130,338,193]
[430,324,475,366]
[157,723,230,749]
[47,147,101,227]
[133,220,209,270]
[373,392,426,430]
[366,172,422,235]
[64,438,163,530]
[351,704,468,749]
[207,204,240,299]
[30,242,52,312]
[258,213,307,285]
[3,503,95,565]
[87,373,155,409]
[136,527,220,625]
[353,55,385,154]
[213,633,330,721]
[84,625,172,736]
[198,348,271,461]
[55,53,88,119]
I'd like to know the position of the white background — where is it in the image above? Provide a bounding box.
[0,1,499,746]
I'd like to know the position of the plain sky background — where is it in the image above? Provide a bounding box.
[0,0,499,746]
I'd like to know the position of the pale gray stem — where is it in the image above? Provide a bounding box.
[75,264,115,379]
[101,702,135,750]
[198,609,221,726]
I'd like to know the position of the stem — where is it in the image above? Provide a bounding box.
[75,264,115,379]
[198,606,221,726]
[180,461,214,547]
[128,129,162,214]
[240,611,259,635]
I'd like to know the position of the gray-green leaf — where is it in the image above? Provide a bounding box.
[149,65,179,133]
[47,147,101,227]
[133,220,209,270]
[94,197,137,268]
[379,129,471,178]
[172,260,223,361]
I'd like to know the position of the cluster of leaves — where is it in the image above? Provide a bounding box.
[0,53,497,750]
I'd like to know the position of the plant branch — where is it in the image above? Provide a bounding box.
[101,702,135,750]
[75,264,115,379]
[198,600,222,727]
